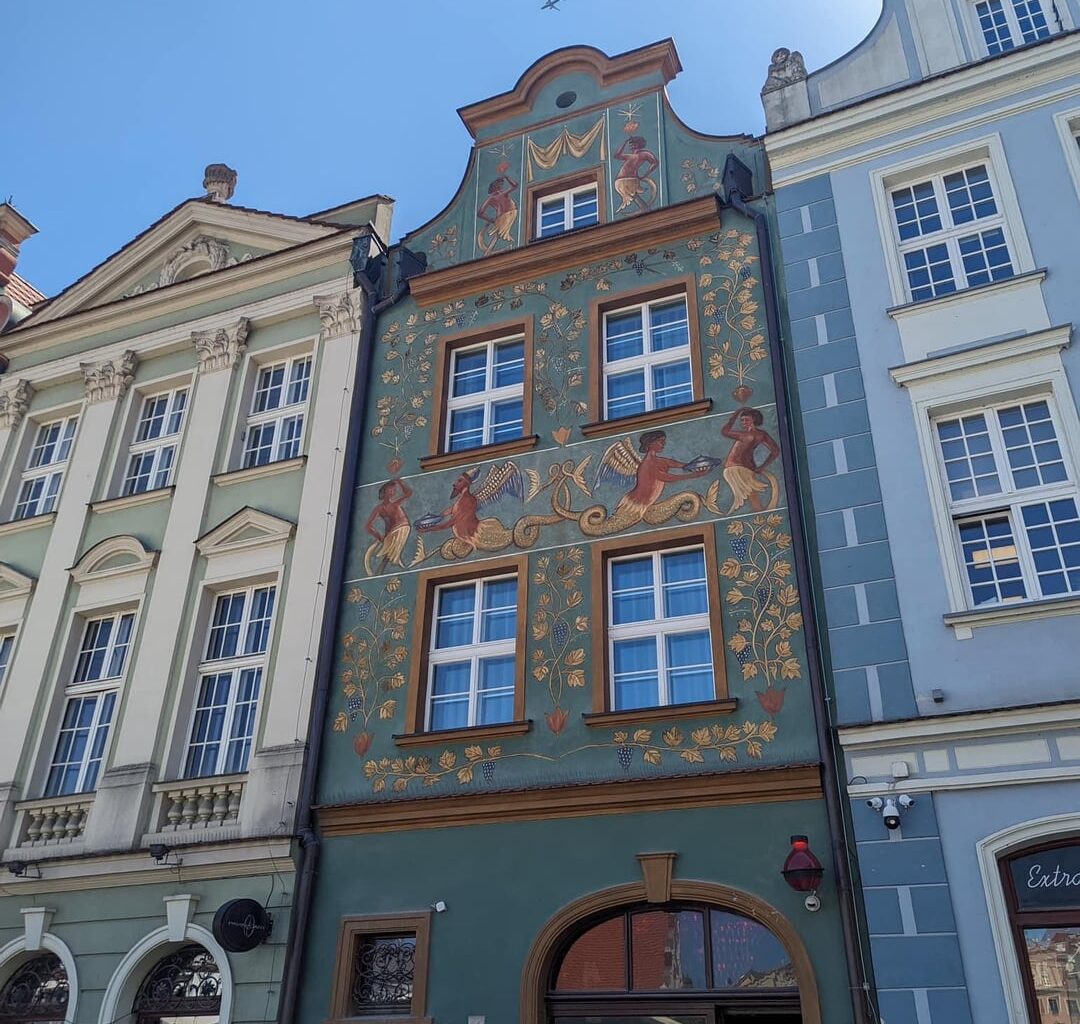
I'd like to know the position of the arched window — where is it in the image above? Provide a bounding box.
[132,946,221,1024]
[0,954,69,1024]
[548,903,801,1022]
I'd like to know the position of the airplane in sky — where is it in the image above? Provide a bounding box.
[541,0,562,9]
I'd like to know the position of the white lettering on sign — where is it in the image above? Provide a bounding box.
[1027,864,1080,889]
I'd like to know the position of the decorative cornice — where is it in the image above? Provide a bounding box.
[81,350,136,404]
[192,317,250,373]
[313,289,361,339]
[0,378,32,430]
[409,196,721,307]
[317,764,822,836]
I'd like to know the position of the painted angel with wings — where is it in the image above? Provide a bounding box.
[415,462,524,558]
[580,430,719,536]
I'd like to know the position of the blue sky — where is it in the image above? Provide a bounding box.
[8,1,880,297]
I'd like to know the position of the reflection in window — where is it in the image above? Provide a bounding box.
[1024,928,1080,1024]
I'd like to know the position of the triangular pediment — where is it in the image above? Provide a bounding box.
[196,507,295,559]
[26,199,335,325]
[0,561,35,599]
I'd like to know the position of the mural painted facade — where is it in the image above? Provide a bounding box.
[300,41,858,1024]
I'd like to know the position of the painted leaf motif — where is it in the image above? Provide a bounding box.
[378,700,397,720]
[643,749,662,766]
[457,765,474,784]
[662,727,684,747]
[533,665,550,681]
[386,673,406,690]
[566,669,586,688]
[742,663,759,680]
[532,621,550,641]
[438,750,457,771]
[332,712,348,732]
[779,585,800,607]
[373,777,387,793]
[691,727,712,746]
[726,588,745,605]
[613,730,629,744]
[746,740,763,759]
[719,746,738,762]
[574,615,589,632]
[728,634,749,653]
[392,778,409,792]
[487,746,501,758]
[465,745,484,762]
[565,648,585,666]
[633,729,652,744]
[780,658,802,679]
[680,748,705,764]
[720,558,741,579]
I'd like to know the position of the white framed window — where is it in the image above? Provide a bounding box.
[537,184,599,238]
[14,416,78,520]
[123,387,188,495]
[606,546,715,710]
[1054,109,1080,202]
[242,355,311,468]
[889,162,1016,301]
[445,336,525,452]
[45,611,134,796]
[0,633,13,687]
[603,296,692,420]
[425,575,517,731]
[183,584,276,778]
[971,0,1053,54]
[934,397,1080,607]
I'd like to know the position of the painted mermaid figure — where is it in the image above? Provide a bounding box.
[572,430,714,536]
[415,462,523,559]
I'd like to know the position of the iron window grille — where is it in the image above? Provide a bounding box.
[349,934,416,1017]
[0,954,69,1022]
[133,945,222,1020]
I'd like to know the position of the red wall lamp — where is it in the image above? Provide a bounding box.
[781,835,824,911]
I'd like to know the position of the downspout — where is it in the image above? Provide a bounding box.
[715,181,876,1024]
[277,240,407,1024]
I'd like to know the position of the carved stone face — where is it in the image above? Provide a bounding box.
[771,47,791,65]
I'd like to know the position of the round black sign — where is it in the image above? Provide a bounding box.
[212,899,273,953]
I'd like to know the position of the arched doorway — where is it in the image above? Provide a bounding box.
[548,902,800,1022]
[521,881,820,1024]
[132,946,221,1024]
[0,954,69,1024]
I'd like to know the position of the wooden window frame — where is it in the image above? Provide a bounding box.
[526,166,606,242]
[999,839,1080,1024]
[585,524,734,725]
[396,555,531,745]
[421,320,538,472]
[327,911,432,1024]
[583,275,710,440]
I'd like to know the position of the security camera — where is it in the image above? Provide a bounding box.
[867,794,914,830]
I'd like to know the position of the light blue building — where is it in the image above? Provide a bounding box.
[762,4,1080,1023]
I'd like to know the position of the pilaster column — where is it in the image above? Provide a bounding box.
[241,286,360,835]
[92,320,248,849]
[0,378,33,486]
[0,354,136,789]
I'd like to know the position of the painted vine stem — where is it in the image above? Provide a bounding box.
[696,231,766,390]
[721,516,803,716]
[529,547,589,734]
[361,720,778,792]
[332,578,410,756]
[371,317,436,465]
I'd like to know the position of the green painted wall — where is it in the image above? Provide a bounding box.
[299,803,852,1023]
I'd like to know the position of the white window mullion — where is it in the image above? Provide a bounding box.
[1010,499,1044,599]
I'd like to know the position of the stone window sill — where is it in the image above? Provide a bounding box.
[887,267,1047,320]
[944,594,1080,639]
[90,486,174,514]
[419,435,539,472]
[580,398,713,440]
[0,511,57,537]
[393,720,532,747]
[213,455,306,487]
[583,698,738,729]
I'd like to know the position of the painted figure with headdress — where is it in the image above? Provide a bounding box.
[415,462,524,559]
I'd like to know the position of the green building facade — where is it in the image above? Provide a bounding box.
[300,41,857,1024]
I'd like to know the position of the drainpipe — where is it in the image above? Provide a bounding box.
[276,236,407,1024]
[716,167,876,1024]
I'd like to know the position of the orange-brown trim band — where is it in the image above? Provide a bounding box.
[317,763,822,836]
[408,196,720,308]
[394,720,532,747]
[580,398,713,440]
[582,698,737,729]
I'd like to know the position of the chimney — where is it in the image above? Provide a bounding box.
[203,164,237,204]
[0,203,38,332]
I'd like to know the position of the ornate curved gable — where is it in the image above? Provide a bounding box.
[404,39,764,271]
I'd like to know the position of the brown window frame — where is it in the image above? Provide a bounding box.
[395,554,531,744]
[999,839,1080,1024]
[526,166,606,242]
[327,911,432,1024]
[583,274,711,440]
[585,524,734,726]
[420,320,539,472]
